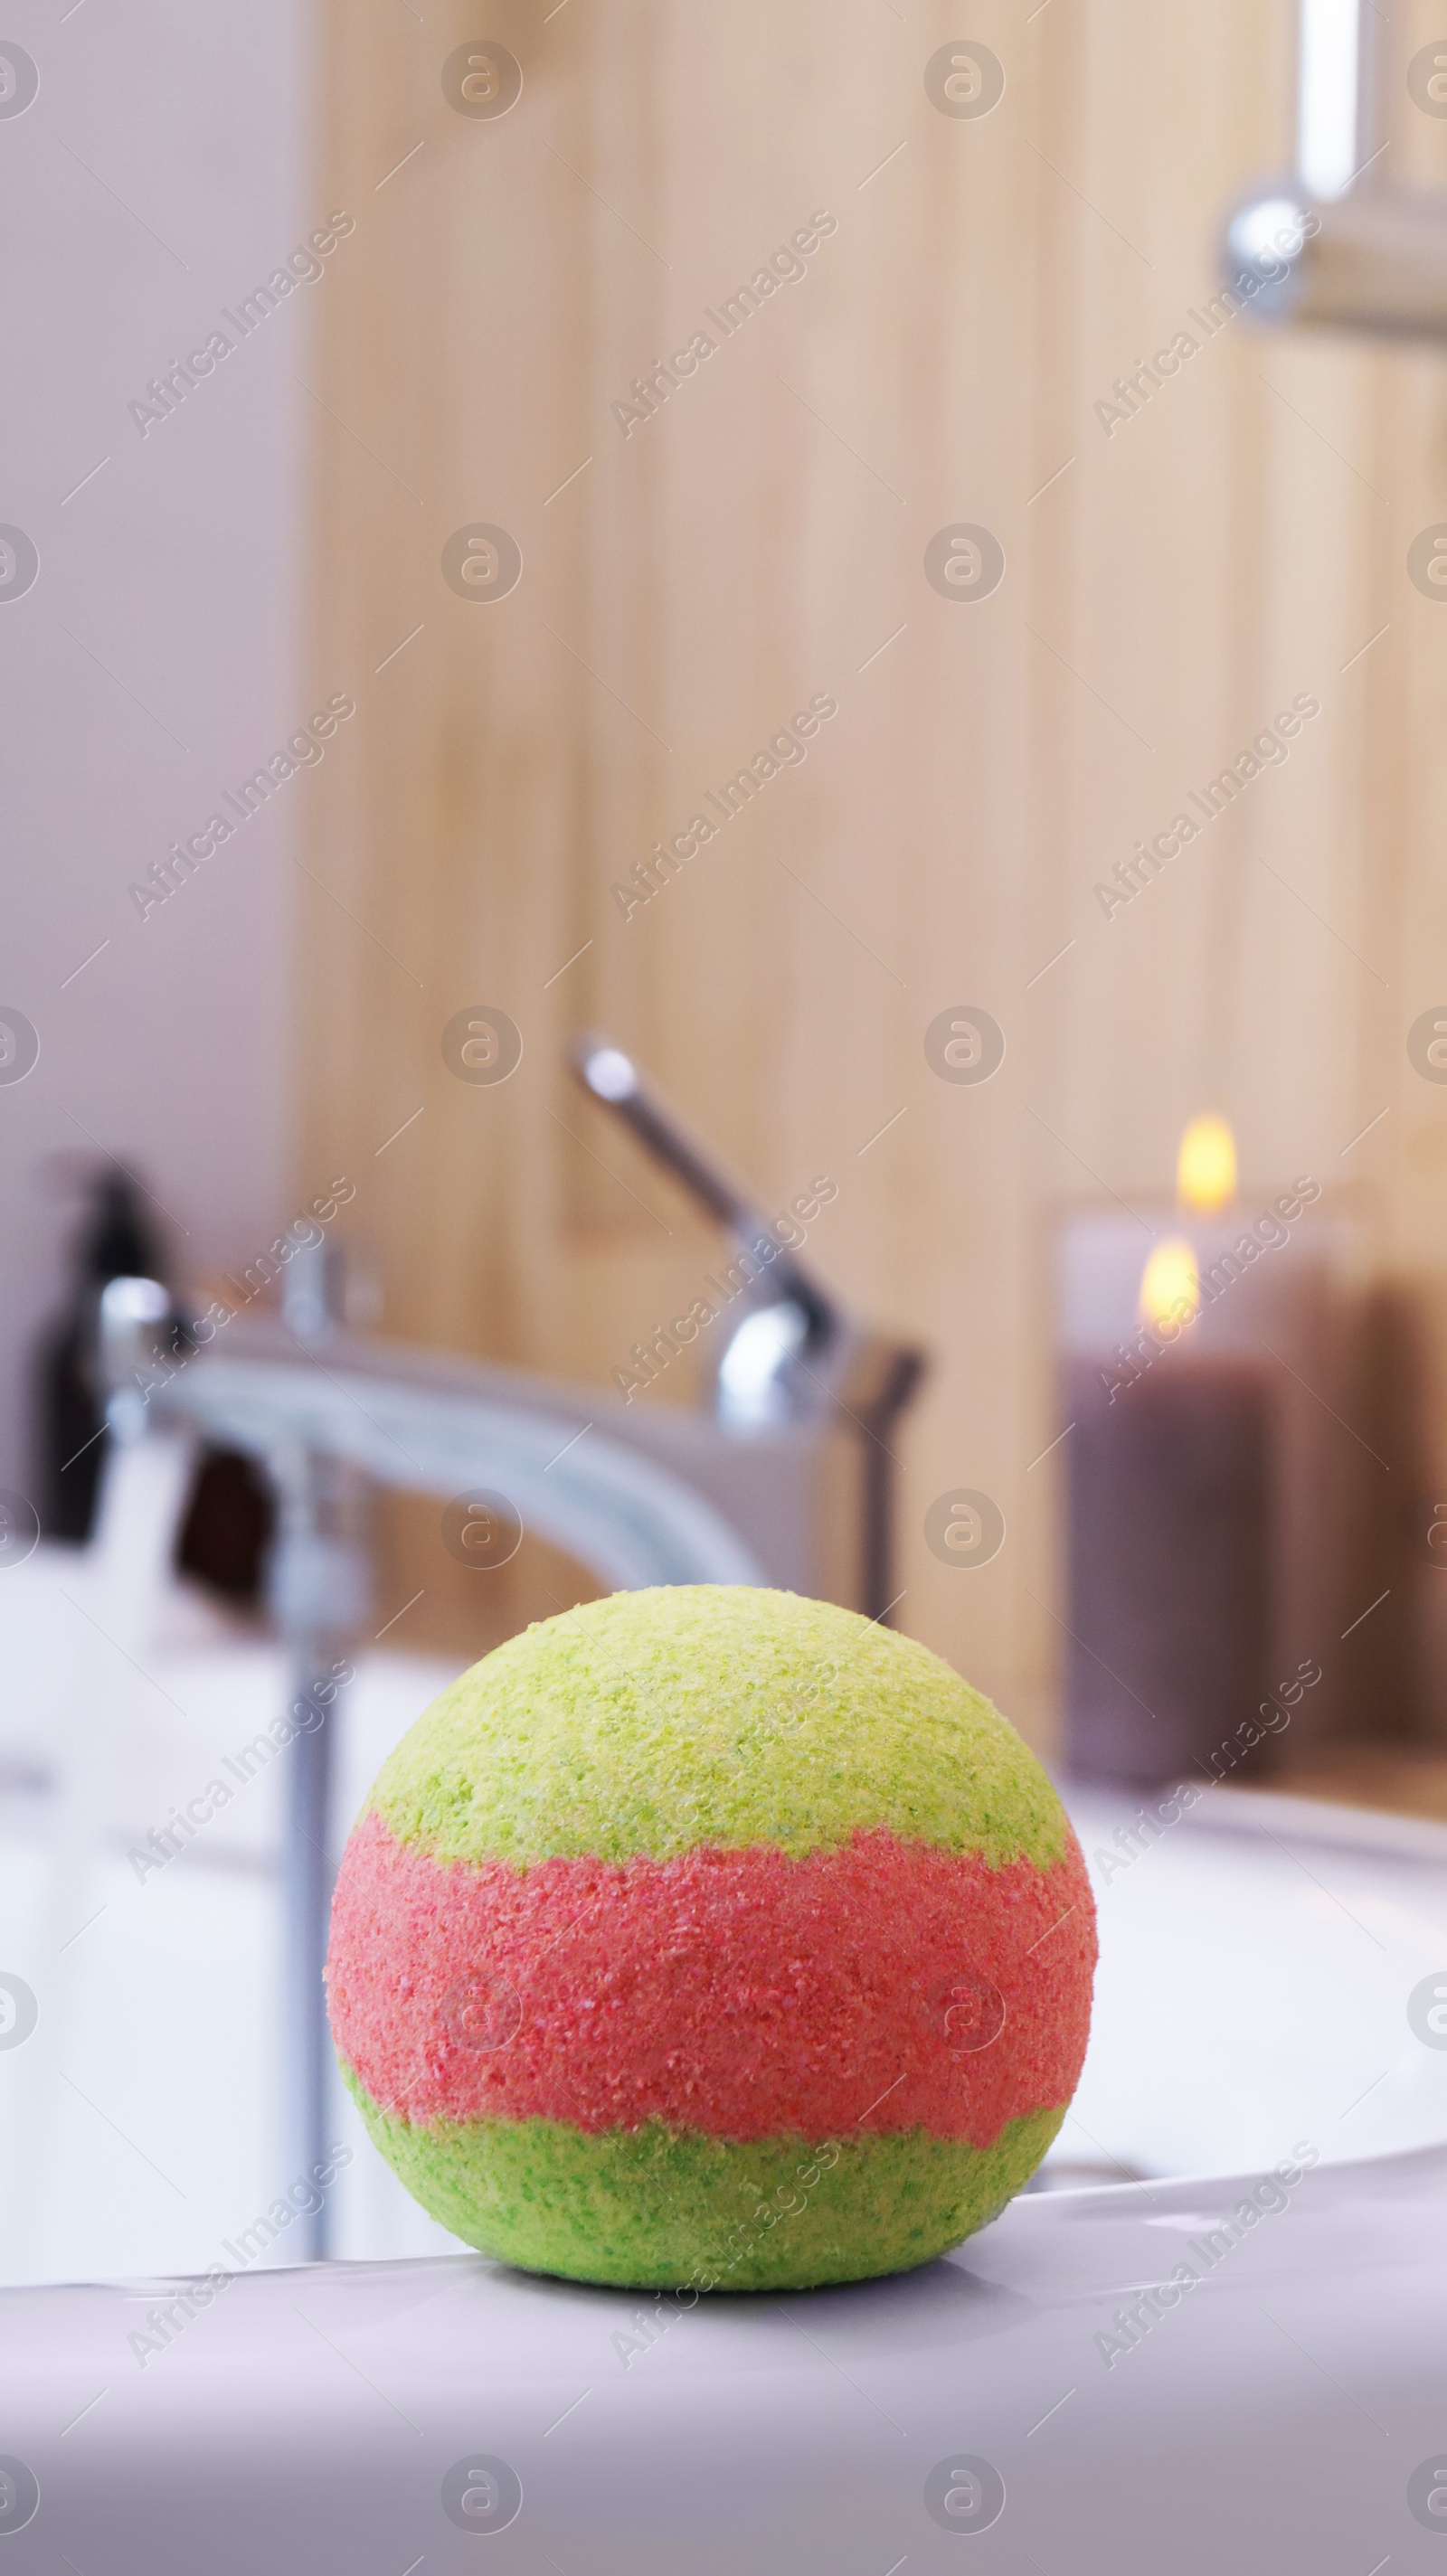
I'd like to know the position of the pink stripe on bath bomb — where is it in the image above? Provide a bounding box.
[328,1812,1095,2148]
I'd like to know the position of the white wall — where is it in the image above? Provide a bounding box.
[0,0,310,1492]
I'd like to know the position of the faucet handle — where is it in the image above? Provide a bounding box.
[572,1033,837,1330]
[570,1033,927,1438]
[573,1037,749,1230]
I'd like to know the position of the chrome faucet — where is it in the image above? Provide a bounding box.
[1225,0,1447,339]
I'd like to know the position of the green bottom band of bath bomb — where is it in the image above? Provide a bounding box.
[345,2072,1064,2288]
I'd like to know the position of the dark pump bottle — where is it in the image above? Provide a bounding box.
[34,1165,271,1597]
[36,1170,164,1540]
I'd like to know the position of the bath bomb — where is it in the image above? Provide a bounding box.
[326,1586,1096,2290]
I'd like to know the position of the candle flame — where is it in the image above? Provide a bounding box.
[1140,1237,1199,1333]
[1177,1112,1236,1214]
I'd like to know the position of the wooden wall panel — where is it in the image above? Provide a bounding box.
[297,0,1447,1749]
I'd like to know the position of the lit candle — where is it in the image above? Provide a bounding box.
[1056,1116,1343,1786]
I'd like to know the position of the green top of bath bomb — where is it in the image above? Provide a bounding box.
[366,1586,1068,1872]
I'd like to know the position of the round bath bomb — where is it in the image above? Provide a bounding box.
[327,1586,1095,2290]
